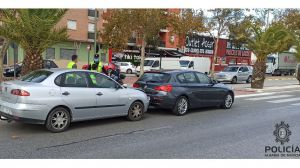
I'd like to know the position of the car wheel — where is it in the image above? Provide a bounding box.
[172,96,189,116]
[246,76,252,83]
[126,69,132,74]
[127,101,144,121]
[231,76,237,84]
[221,93,234,109]
[45,107,71,133]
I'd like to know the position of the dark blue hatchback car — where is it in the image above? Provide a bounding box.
[133,70,234,116]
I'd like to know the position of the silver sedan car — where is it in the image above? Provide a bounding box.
[0,69,149,132]
[214,65,253,84]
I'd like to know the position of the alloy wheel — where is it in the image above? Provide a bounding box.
[51,110,69,130]
[225,94,233,108]
[177,98,188,114]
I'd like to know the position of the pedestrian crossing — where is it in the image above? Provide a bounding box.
[237,91,300,106]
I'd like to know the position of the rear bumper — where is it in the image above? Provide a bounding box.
[148,94,175,109]
[0,111,44,124]
[0,100,50,124]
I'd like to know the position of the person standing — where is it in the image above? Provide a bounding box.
[88,54,103,73]
[67,55,78,69]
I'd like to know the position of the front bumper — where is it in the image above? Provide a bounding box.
[0,100,50,124]
[214,76,233,82]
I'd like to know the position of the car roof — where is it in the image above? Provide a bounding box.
[146,69,201,75]
[39,68,90,73]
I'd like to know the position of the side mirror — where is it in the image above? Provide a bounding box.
[122,84,128,88]
[238,70,243,73]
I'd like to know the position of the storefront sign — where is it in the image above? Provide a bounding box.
[185,35,215,55]
[226,41,251,57]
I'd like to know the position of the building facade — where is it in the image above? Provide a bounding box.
[4,9,109,68]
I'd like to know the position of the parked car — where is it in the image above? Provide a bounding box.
[115,62,136,74]
[3,59,58,77]
[133,70,234,116]
[0,69,149,132]
[214,65,253,84]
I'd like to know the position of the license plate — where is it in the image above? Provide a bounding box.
[0,106,12,115]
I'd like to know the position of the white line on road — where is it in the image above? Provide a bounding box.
[267,98,300,103]
[235,90,300,99]
[235,92,276,98]
[246,95,293,101]
[291,103,300,106]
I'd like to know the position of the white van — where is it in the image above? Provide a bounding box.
[136,57,181,76]
[179,56,211,74]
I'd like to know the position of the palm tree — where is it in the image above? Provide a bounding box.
[0,9,68,75]
[230,21,294,89]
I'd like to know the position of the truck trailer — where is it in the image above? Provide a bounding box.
[266,52,298,76]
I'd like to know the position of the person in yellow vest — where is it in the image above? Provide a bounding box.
[88,54,103,73]
[67,55,78,69]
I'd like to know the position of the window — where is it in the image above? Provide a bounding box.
[90,73,116,88]
[176,72,198,83]
[121,63,129,66]
[60,48,77,60]
[139,73,171,83]
[183,72,198,83]
[43,60,58,69]
[21,70,53,83]
[88,9,99,17]
[176,73,186,83]
[67,20,77,30]
[88,32,95,40]
[46,48,55,59]
[60,72,89,88]
[195,72,211,84]
[88,23,95,32]
[241,67,249,72]
[152,61,159,68]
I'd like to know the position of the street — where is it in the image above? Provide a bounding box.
[0,78,300,159]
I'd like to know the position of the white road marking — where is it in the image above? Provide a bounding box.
[291,103,300,106]
[246,95,293,101]
[235,92,276,98]
[267,98,300,103]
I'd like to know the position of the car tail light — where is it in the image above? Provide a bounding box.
[11,89,30,96]
[154,84,173,92]
[133,83,140,88]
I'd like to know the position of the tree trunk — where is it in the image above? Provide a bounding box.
[139,41,146,76]
[251,60,267,89]
[21,51,43,76]
[0,38,10,82]
[211,37,219,75]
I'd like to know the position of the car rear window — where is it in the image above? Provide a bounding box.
[21,70,53,83]
[139,72,171,83]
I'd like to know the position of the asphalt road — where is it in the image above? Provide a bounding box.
[1,81,300,159]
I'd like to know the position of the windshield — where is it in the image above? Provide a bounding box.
[223,67,239,72]
[179,60,190,67]
[144,60,154,66]
[21,70,53,83]
[267,57,275,63]
[139,73,171,83]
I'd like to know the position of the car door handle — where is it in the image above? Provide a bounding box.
[62,91,70,96]
[96,92,103,96]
